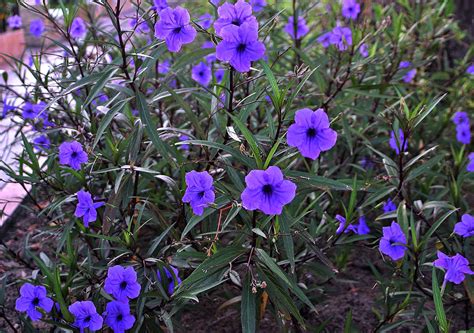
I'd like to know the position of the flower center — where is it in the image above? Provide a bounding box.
[32,297,40,306]
[120,281,128,290]
[198,191,205,198]
[71,151,78,158]
[199,71,204,77]
[117,314,123,321]
[306,128,317,138]
[231,19,241,26]
[173,26,183,34]
[262,184,273,195]
[237,43,247,53]
[85,315,91,322]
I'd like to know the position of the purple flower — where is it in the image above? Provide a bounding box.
[215,68,225,83]
[357,216,370,235]
[23,102,38,119]
[468,153,474,172]
[157,265,182,295]
[59,141,88,170]
[178,135,190,151]
[33,135,50,152]
[70,17,87,39]
[7,15,22,29]
[456,124,471,145]
[317,32,333,48]
[157,59,171,74]
[287,108,338,160]
[466,65,474,75]
[74,190,105,227]
[30,19,44,38]
[202,41,217,63]
[399,61,416,83]
[154,7,197,52]
[192,62,212,86]
[182,171,215,215]
[241,166,296,215]
[250,0,267,12]
[336,214,354,234]
[452,111,469,126]
[69,301,103,332]
[216,23,265,73]
[199,13,213,30]
[342,0,361,20]
[153,0,168,12]
[359,43,369,57]
[454,214,474,238]
[433,252,474,284]
[383,199,397,213]
[329,26,352,51]
[130,19,150,34]
[15,283,53,321]
[104,266,141,301]
[284,16,309,39]
[104,301,136,332]
[214,0,258,37]
[2,97,14,118]
[379,221,407,260]
[389,129,408,154]
[360,156,374,169]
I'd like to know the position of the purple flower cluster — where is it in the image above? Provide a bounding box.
[318,26,352,51]
[7,15,22,29]
[58,140,88,170]
[399,61,417,83]
[104,265,141,301]
[434,252,474,284]
[69,301,103,332]
[341,0,361,20]
[452,111,471,145]
[182,171,215,215]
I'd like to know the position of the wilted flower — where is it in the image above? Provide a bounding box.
[379,221,406,260]
[58,141,88,170]
[70,17,87,39]
[433,252,474,284]
[468,153,474,172]
[454,214,474,238]
[389,129,408,154]
[69,301,103,332]
[104,301,136,332]
[357,216,370,235]
[154,7,197,52]
[250,0,267,12]
[33,135,50,152]
[383,199,397,213]
[7,15,22,29]
[198,13,213,30]
[216,23,265,72]
[30,19,44,38]
[341,0,361,20]
[335,214,352,234]
[214,0,258,37]
[15,283,53,321]
[329,26,352,51]
[182,171,215,215]
[359,43,369,57]
[192,62,212,86]
[241,166,297,215]
[399,61,416,83]
[2,96,14,118]
[284,16,309,39]
[157,265,182,295]
[287,108,338,160]
[74,190,105,227]
[178,135,190,151]
[456,124,471,144]
[104,266,141,301]
[336,215,369,235]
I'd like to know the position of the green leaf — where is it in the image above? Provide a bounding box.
[83,67,119,109]
[241,273,257,333]
[260,60,280,106]
[286,170,352,191]
[432,267,448,332]
[228,114,263,168]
